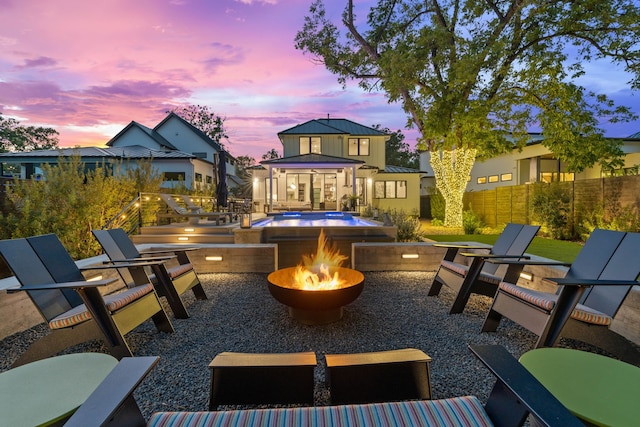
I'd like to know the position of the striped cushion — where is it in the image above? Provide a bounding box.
[147,397,494,427]
[148,263,194,284]
[48,283,155,329]
[168,263,194,279]
[440,261,501,285]
[441,260,469,277]
[498,282,611,326]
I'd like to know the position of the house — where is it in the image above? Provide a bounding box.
[419,132,640,193]
[250,118,423,214]
[0,112,238,192]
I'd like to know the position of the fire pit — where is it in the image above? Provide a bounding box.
[267,229,365,325]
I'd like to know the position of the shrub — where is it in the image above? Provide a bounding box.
[429,186,445,221]
[385,209,424,242]
[530,182,573,239]
[1,155,162,259]
[462,209,484,234]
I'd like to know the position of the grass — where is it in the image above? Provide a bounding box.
[420,221,583,263]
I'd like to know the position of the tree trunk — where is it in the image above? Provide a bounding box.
[430,147,477,228]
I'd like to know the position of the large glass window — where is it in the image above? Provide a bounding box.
[374,180,407,199]
[348,138,370,156]
[300,137,321,154]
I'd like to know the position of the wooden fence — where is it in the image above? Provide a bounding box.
[421,175,640,229]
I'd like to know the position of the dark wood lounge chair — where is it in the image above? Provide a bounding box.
[481,228,640,366]
[0,234,174,367]
[429,223,540,314]
[92,228,207,319]
[65,345,583,427]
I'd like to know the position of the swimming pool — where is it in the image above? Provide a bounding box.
[254,212,397,268]
[253,212,378,227]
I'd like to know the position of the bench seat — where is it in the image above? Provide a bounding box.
[148,397,493,427]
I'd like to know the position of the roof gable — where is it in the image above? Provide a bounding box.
[155,112,225,152]
[106,121,177,150]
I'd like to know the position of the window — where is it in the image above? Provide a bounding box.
[374,180,407,198]
[206,175,213,184]
[348,138,370,156]
[477,177,487,184]
[488,175,499,183]
[300,137,321,154]
[501,173,513,182]
[164,172,185,181]
[195,173,203,182]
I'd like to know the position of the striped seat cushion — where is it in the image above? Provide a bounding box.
[498,282,611,326]
[48,283,155,330]
[147,397,494,427]
[440,261,502,285]
[148,263,194,284]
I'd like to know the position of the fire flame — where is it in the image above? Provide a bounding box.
[292,229,348,290]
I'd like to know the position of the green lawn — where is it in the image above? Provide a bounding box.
[423,234,582,263]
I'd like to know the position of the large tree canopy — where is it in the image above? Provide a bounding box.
[296,0,640,226]
[0,113,59,153]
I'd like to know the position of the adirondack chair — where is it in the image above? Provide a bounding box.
[482,228,640,366]
[92,228,207,319]
[65,345,583,427]
[428,223,540,314]
[1,234,174,368]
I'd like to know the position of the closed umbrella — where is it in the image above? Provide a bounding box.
[216,151,228,209]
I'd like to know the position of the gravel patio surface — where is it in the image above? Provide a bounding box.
[1,271,590,417]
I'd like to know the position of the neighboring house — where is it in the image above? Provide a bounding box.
[419,132,640,193]
[251,118,423,214]
[0,112,238,192]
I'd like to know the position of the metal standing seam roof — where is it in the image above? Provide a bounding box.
[278,118,387,136]
[382,165,424,173]
[260,153,365,165]
[0,145,203,161]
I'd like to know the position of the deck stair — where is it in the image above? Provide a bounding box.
[131,224,237,245]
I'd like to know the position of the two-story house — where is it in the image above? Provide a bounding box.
[419,132,640,194]
[251,118,423,214]
[0,112,238,192]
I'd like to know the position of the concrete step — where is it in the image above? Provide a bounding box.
[131,233,235,245]
[138,225,236,236]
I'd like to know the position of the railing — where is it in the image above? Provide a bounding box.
[102,193,252,232]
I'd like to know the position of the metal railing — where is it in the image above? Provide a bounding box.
[102,193,252,233]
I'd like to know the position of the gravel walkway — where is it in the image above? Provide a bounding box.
[1,271,585,417]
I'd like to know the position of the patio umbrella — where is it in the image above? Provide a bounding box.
[216,150,228,209]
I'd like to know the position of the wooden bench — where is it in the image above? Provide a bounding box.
[325,348,432,405]
[208,351,317,409]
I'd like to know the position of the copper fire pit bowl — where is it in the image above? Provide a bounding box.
[267,266,365,325]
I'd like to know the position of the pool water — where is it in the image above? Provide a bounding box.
[253,212,377,227]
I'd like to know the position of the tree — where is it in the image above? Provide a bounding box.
[373,125,418,169]
[0,113,59,153]
[169,105,229,149]
[295,0,640,226]
[262,148,280,160]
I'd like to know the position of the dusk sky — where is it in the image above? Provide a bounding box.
[1,0,639,162]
